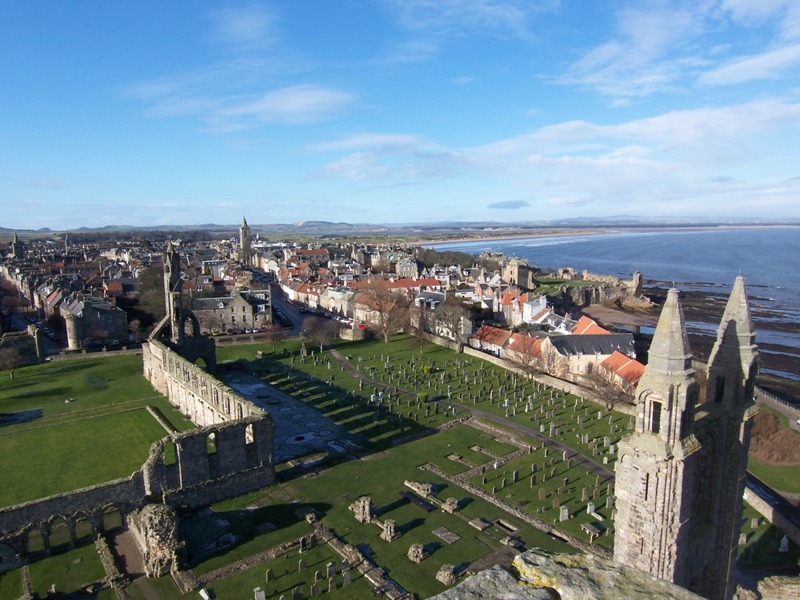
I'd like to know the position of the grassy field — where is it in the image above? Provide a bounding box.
[0,354,193,507]
[220,335,631,467]
[173,423,574,599]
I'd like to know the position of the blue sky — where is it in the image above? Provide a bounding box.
[2,0,800,229]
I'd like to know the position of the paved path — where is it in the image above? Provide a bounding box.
[326,346,614,482]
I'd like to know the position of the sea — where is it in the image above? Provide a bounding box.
[432,227,800,381]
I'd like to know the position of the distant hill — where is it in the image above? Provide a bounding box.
[1,217,798,241]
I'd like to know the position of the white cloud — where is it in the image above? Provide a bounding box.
[314,153,389,181]
[558,3,707,99]
[310,133,423,152]
[385,0,556,40]
[208,6,279,48]
[699,43,800,85]
[212,84,355,129]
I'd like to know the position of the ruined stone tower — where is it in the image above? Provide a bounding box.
[613,277,758,600]
[164,240,182,344]
[239,215,251,265]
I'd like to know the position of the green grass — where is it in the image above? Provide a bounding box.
[208,542,372,599]
[0,568,23,600]
[745,405,800,493]
[0,354,158,418]
[738,501,799,568]
[0,354,195,507]
[0,408,169,506]
[27,544,106,597]
[241,334,630,463]
[179,424,573,597]
[747,456,800,493]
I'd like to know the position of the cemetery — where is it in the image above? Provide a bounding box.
[0,333,795,598]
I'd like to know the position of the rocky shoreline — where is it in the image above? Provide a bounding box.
[584,283,800,403]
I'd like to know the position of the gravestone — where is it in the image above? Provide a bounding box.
[310,583,320,598]
[254,588,266,600]
[559,505,569,521]
[265,568,273,583]
[298,558,306,571]
[328,577,337,592]
[326,562,336,578]
[342,569,351,586]
[587,502,596,514]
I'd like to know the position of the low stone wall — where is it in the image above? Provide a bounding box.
[462,346,636,416]
[743,488,800,546]
[419,461,611,560]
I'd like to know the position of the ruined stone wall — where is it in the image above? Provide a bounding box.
[141,416,275,507]
[0,475,143,539]
[143,339,263,427]
[0,341,275,572]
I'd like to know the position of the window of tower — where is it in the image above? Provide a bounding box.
[714,376,725,403]
[651,401,662,434]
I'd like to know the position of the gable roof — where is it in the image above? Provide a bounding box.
[571,316,611,335]
[548,333,635,357]
[599,351,646,385]
[474,325,513,347]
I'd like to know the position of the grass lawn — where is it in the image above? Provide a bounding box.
[248,334,630,465]
[0,408,170,506]
[0,354,158,418]
[0,353,196,507]
[738,501,799,568]
[746,457,800,494]
[27,543,106,597]
[180,424,573,598]
[208,542,372,599]
[0,568,23,600]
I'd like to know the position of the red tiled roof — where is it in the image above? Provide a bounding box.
[506,333,542,357]
[571,316,610,335]
[599,351,645,385]
[474,325,513,347]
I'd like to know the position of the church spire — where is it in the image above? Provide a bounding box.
[632,287,697,444]
[646,288,692,376]
[241,215,248,228]
[706,276,758,406]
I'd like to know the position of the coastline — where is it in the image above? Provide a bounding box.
[416,224,800,247]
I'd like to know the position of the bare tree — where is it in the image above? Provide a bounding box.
[536,343,563,378]
[0,347,21,380]
[361,283,410,344]
[303,316,340,351]
[262,323,288,353]
[407,303,434,353]
[582,368,634,411]
[433,302,469,351]
[504,332,543,381]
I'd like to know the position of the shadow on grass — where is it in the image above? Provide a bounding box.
[373,497,409,517]
[399,517,425,534]
[181,502,332,569]
[0,408,43,428]
[3,386,73,401]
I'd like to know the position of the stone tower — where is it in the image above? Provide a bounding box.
[164,241,182,343]
[9,232,24,258]
[239,216,251,265]
[613,278,758,600]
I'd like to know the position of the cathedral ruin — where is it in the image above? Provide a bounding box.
[614,277,759,600]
